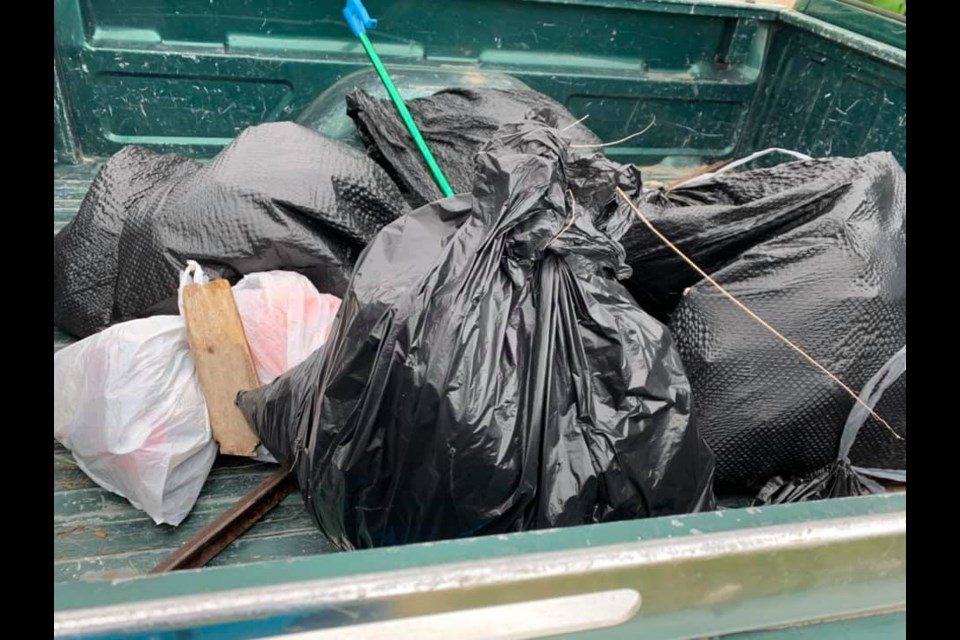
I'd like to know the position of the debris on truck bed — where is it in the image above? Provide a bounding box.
[52,74,906,553]
[54,267,340,525]
[54,122,404,338]
[238,120,716,550]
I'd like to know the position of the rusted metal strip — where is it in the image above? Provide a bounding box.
[151,467,297,573]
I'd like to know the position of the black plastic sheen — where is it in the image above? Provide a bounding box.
[238,123,716,549]
[346,87,601,207]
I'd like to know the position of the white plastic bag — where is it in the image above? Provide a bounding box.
[53,316,216,526]
[54,265,341,526]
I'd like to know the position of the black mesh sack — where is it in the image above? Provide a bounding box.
[54,122,408,337]
[661,153,906,491]
[621,153,863,322]
[53,147,199,337]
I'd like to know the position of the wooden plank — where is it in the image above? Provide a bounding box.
[180,279,261,456]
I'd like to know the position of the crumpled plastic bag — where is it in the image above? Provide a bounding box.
[754,346,906,505]
[346,87,600,207]
[239,121,716,550]
[54,315,214,526]
[53,266,341,525]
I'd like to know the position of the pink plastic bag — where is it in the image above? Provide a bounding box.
[233,271,341,384]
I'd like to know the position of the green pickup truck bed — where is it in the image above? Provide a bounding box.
[54,1,906,637]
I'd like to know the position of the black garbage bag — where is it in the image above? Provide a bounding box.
[53,147,199,338]
[621,154,857,323]
[346,87,601,207]
[54,122,408,337]
[754,347,906,505]
[752,460,886,505]
[238,122,716,550]
[662,153,906,491]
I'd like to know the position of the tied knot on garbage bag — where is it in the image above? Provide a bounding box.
[472,122,641,280]
[346,87,602,207]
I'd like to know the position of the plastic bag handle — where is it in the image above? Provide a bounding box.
[179,260,208,288]
[672,148,813,189]
[177,261,209,315]
[838,345,906,462]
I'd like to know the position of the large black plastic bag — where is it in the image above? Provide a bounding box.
[54,122,407,337]
[346,87,601,207]
[621,153,854,322]
[238,122,716,550]
[663,153,906,491]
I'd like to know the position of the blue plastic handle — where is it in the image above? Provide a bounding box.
[343,0,378,36]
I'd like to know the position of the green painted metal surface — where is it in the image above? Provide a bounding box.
[54,54,78,164]
[54,496,905,639]
[726,611,905,639]
[54,493,905,611]
[52,0,903,169]
[797,0,906,49]
[738,14,905,166]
